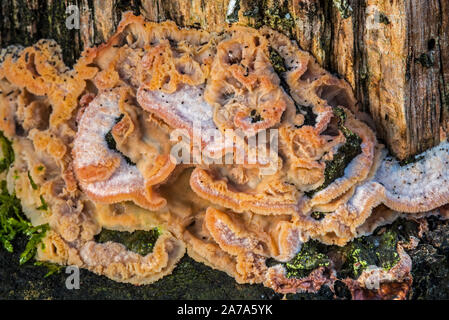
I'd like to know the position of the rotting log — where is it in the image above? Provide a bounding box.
[0,0,447,159]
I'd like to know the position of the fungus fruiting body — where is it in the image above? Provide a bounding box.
[0,13,447,298]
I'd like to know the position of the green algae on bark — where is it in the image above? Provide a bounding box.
[238,1,295,35]
[332,0,353,19]
[339,230,400,278]
[284,220,408,282]
[95,228,161,256]
[262,1,294,36]
[268,46,287,75]
[0,131,14,173]
[33,261,64,278]
[286,240,331,278]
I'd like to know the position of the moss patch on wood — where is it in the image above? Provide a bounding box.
[286,241,330,278]
[95,228,160,256]
[306,108,362,197]
[104,114,135,166]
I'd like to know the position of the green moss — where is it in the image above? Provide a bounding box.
[34,261,64,278]
[95,228,161,256]
[262,2,294,35]
[0,132,14,174]
[0,175,49,266]
[339,230,400,278]
[333,0,353,19]
[0,181,23,253]
[36,195,48,211]
[286,241,330,278]
[306,108,362,197]
[19,224,49,265]
[349,248,368,276]
[1,218,421,299]
[0,135,50,264]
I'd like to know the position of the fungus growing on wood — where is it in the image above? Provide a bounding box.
[0,13,447,295]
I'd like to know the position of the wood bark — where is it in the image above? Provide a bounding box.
[0,0,448,159]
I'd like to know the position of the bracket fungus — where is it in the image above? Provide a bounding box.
[0,12,447,297]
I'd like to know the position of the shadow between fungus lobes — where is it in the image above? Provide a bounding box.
[104,114,136,166]
[305,108,362,197]
[268,47,317,127]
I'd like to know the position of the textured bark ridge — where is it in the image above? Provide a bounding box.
[0,0,447,156]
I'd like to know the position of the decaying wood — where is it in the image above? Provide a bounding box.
[0,0,447,159]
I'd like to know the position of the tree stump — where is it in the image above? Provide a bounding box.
[0,0,447,159]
